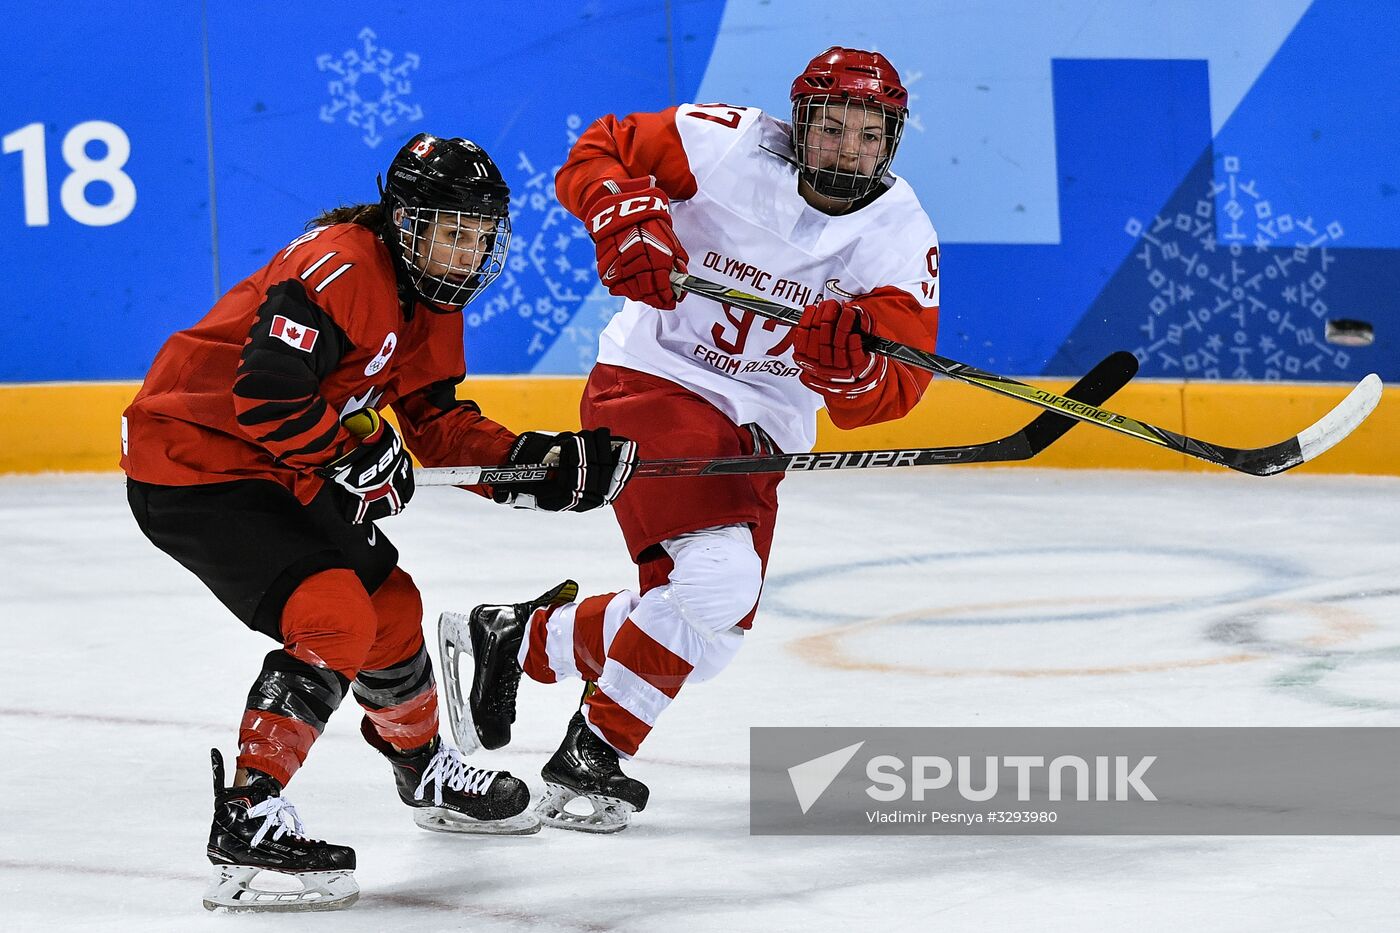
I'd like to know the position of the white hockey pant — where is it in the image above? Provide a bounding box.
[521,524,762,755]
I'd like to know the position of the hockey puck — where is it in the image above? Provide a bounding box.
[1325,318,1374,347]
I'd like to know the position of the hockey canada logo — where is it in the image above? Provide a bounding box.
[364,332,397,375]
[270,315,318,352]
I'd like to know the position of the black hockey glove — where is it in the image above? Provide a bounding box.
[493,428,638,512]
[320,408,415,524]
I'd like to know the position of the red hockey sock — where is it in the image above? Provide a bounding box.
[572,593,614,679]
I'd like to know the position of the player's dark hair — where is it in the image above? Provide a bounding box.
[306,203,385,230]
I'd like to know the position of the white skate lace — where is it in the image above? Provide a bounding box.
[245,795,312,848]
[415,743,498,805]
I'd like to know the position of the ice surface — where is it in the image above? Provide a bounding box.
[4,467,1399,931]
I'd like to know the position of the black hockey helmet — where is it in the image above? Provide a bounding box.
[378,133,511,310]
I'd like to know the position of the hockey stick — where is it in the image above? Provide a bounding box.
[412,350,1138,487]
[671,272,1383,476]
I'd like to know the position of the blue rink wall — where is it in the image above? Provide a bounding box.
[4,0,1395,384]
[2,1,1395,472]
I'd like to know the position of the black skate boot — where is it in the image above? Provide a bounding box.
[438,579,578,751]
[361,717,540,834]
[537,710,649,834]
[203,748,358,912]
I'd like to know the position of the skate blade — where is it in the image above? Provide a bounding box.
[202,865,359,912]
[535,782,636,834]
[439,580,578,754]
[437,611,482,755]
[413,806,542,835]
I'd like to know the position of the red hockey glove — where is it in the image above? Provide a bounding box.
[584,177,689,310]
[320,408,415,524]
[792,298,888,398]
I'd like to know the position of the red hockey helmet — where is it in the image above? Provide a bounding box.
[789,48,909,202]
[790,47,909,112]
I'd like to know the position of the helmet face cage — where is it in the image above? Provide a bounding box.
[391,203,511,309]
[791,94,906,202]
[380,134,512,310]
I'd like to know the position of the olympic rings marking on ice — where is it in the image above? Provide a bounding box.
[1263,587,1400,711]
[762,544,1307,628]
[787,598,1375,679]
[1271,647,1400,712]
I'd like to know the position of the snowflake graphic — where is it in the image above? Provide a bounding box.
[1123,155,1349,380]
[902,68,924,134]
[317,28,423,148]
[464,114,600,369]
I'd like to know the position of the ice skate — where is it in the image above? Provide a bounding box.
[362,718,541,834]
[202,749,358,912]
[438,579,578,751]
[537,710,650,834]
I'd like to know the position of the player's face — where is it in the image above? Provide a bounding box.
[800,102,889,177]
[412,213,497,282]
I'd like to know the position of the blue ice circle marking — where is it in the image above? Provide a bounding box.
[761,544,1307,627]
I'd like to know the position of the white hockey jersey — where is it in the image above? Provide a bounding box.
[559,103,941,454]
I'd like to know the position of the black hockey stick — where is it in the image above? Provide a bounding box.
[671,272,1383,476]
[412,350,1137,487]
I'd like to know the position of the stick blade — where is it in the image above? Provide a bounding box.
[1234,373,1383,476]
[1296,372,1383,466]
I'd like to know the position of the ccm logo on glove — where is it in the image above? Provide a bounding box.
[584,177,688,311]
[589,194,671,232]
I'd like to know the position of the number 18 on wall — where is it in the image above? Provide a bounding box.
[3,121,135,227]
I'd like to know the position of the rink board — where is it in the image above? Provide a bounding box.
[6,376,1394,476]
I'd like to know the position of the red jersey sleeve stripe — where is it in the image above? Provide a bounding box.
[555,108,698,218]
[821,286,939,430]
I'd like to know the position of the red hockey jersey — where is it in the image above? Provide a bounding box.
[122,223,516,503]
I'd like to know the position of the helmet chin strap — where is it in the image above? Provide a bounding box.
[805,167,872,201]
[758,139,884,211]
[412,267,480,313]
[788,95,903,206]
